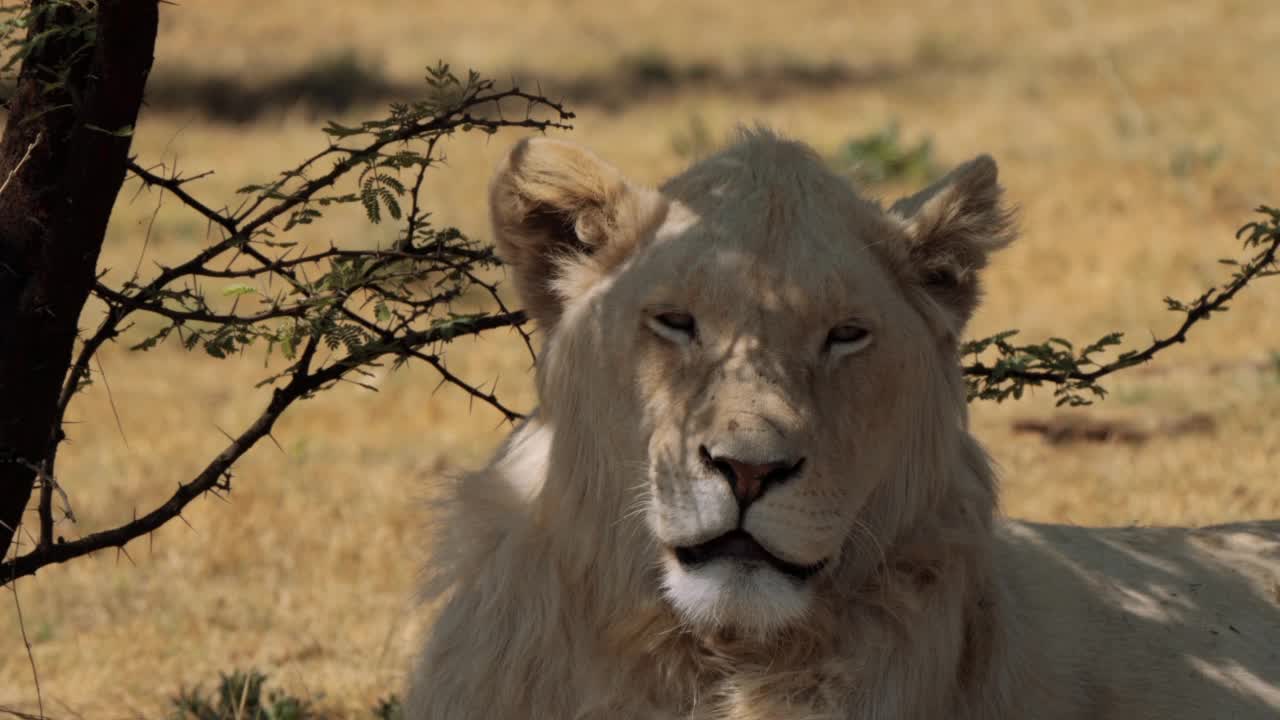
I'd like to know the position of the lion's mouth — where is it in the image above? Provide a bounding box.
[673,529,826,581]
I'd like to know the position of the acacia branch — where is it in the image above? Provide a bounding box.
[54,75,561,446]
[415,350,525,423]
[1,309,525,582]
[93,281,303,325]
[125,162,234,234]
[962,206,1280,404]
[6,68,561,584]
[5,377,305,581]
[233,86,571,236]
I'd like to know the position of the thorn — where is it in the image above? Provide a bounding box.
[213,424,235,443]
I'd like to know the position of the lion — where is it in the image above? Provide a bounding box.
[405,129,1280,719]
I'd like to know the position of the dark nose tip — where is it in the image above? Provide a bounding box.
[699,445,805,508]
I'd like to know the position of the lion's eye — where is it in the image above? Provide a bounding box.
[825,323,872,355]
[647,311,697,343]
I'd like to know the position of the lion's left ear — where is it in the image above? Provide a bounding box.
[886,155,1017,331]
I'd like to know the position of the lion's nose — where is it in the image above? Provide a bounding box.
[699,445,805,509]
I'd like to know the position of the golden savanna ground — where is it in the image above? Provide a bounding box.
[3,0,1280,715]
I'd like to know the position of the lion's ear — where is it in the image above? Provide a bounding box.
[490,137,660,329]
[887,155,1017,331]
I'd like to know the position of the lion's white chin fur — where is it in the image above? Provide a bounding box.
[660,554,813,634]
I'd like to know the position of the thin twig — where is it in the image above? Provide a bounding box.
[93,281,304,325]
[964,208,1280,396]
[0,706,51,720]
[413,350,524,422]
[15,457,75,552]
[93,354,128,450]
[8,576,43,720]
[0,131,40,198]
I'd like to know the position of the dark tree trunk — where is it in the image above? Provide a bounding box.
[0,0,158,561]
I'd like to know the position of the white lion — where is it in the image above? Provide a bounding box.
[405,129,1280,719]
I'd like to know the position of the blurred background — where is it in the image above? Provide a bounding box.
[3,0,1279,714]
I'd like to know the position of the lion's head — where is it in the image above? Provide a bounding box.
[489,129,1014,635]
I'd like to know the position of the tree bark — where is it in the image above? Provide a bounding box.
[0,0,159,562]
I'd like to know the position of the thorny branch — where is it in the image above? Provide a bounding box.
[3,66,568,584]
[961,206,1280,405]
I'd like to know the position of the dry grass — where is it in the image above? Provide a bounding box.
[3,0,1280,715]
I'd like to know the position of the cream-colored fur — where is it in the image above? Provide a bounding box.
[406,130,1280,719]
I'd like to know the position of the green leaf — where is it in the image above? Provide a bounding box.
[321,120,364,139]
[221,283,256,297]
[279,329,299,361]
[84,123,134,137]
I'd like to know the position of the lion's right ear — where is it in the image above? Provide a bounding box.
[490,137,661,329]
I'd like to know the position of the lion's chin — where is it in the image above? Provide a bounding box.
[660,551,814,634]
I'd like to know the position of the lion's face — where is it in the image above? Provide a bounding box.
[624,202,946,631]
[489,130,1014,634]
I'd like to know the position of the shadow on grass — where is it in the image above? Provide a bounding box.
[27,48,991,124]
